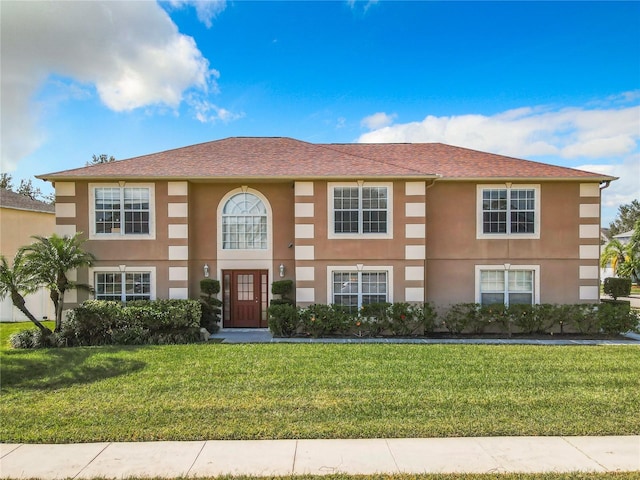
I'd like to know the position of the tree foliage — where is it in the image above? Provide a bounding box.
[600,239,627,274]
[603,219,640,284]
[22,233,96,332]
[0,174,54,204]
[87,154,116,166]
[0,173,14,190]
[617,219,640,281]
[609,199,640,237]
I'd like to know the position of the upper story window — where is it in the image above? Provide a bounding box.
[329,183,393,239]
[477,185,540,239]
[91,184,155,239]
[222,192,267,249]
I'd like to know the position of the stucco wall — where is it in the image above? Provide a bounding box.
[50,177,602,313]
[0,207,56,321]
[424,181,601,307]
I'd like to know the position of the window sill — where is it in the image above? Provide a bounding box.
[476,233,540,240]
[90,233,156,240]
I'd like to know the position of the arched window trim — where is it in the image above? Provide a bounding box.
[222,192,267,250]
[219,189,271,251]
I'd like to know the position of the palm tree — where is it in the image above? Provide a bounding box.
[600,239,627,276]
[0,252,52,334]
[22,233,96,332]
[617,220,640,283]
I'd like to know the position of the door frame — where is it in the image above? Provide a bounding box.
[222,269,269,328]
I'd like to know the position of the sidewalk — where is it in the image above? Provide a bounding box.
[211,328,640,345]
[2,436,639,478]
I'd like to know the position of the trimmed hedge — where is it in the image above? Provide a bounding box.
[268,301,639,338]
[603,277,632,300]
[10,299,202,348]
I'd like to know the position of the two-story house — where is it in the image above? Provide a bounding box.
[37,137,615,328]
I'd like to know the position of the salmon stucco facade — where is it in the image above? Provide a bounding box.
[37,137,616,328]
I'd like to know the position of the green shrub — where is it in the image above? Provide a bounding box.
[271,279,294,307]
[360,302,391,336]
[442,303,478,334]
[414,302,439,334]
[271,280,293,296]
[200,279,222,333]
[508,304,540,334]
[386,302,412,335]
[478,304,519,335]
[268,303,299,337]
[533,303,562,333]
[8,329,65,348]
[299,304,354,337]
[603,277,632,300]
[567,304,599,334]
[200,278,220,296]
[269,298,295,306]
[598,301,636,334]
[58,299,201,347]
[63,300,123,346]
[9,329,45,349]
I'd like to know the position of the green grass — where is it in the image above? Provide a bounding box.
[1,322,639,443]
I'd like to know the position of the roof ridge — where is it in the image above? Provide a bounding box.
[318,143,436,176]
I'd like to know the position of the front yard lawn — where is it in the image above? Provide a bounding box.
[1,322,639,443]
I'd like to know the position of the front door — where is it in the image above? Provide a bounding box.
[222,270,268,328]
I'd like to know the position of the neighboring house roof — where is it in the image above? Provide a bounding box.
[37,137,617,182]
[0,188,55,213]
[613,230,634,244]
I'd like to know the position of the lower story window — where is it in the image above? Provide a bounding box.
[332,271,388,311]
[95,272,151,302]
[479,269,535,306]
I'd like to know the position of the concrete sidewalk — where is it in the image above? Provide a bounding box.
[2,436,639,478]
[211,328,640,345]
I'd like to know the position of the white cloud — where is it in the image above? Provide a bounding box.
[168,0,226,28]
[361,112,397,130]
[0,1,219,171]
[191,98,244,124]
[358,102,640,160]
[347,0,379,13]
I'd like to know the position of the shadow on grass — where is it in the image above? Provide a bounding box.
[0,347,146,390]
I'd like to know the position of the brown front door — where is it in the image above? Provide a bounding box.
[222,270,268,328]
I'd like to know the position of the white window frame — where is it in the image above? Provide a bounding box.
[89,183,156,240]
[221,192,268,250]
[476,184,540,239]
[327,265,394,309]
[328,182,393,239]
[217,188,273,262]
[475,265,540,306]
[91,266,156,302]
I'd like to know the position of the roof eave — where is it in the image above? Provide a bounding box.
[437,175,618,182]
[38,174,618,183]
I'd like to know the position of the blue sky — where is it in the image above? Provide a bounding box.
[2,0,639,225]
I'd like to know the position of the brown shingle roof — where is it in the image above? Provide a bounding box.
[0,188,55,213]
[37,137,616,182]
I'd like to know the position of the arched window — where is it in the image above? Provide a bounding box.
[222,192,267,249]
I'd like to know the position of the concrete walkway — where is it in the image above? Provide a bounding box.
[211,328,640,345]
[2,436,639,478]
